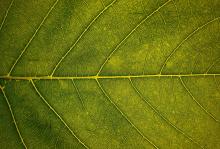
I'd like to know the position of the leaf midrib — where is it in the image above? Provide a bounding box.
[0,73,219,80]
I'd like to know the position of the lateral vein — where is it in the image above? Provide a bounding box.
[0,88,27,149]
[7,0,60,76]
[30,80,89,149]
[179,77,219,123]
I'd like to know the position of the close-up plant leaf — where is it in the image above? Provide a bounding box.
[0,0,219,148]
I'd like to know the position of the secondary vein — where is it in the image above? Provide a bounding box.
[0,87,27,149]
[30,80,89,149]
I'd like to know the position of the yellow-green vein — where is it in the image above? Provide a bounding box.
[0,87,27,149]
[0,0,14,32]
[96,0,172,76]
[179,77,219,123]
[129,78,204,149]
[159,17,220,74]
[30,80,89,149]
[7,0,60,76]
[96,79,159,149]
[50,0,117,76]
[0,73,219,80]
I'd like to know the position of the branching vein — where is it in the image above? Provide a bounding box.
[96,0,172,76]
[129,78,204,149]
[71,79,86,110]
[179,77,219,123]
[0,87,27,149]
[0,0,14,32]
[205,57,220,74]
[95,79,159,149]
[159,17,220,74]
[30,80,89,149]
[7,0,60,76]
[50,0,117,76]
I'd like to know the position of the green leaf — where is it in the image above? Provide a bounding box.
[0,0,219,148]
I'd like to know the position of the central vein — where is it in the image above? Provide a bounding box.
[0,73,219,80]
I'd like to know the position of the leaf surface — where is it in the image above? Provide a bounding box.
[0,0,220,148]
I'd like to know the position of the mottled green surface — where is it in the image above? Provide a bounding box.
[0,0,220,148]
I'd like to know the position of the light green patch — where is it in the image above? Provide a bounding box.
[108,56,123,67]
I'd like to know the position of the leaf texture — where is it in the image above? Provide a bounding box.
[0,0,219,148]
